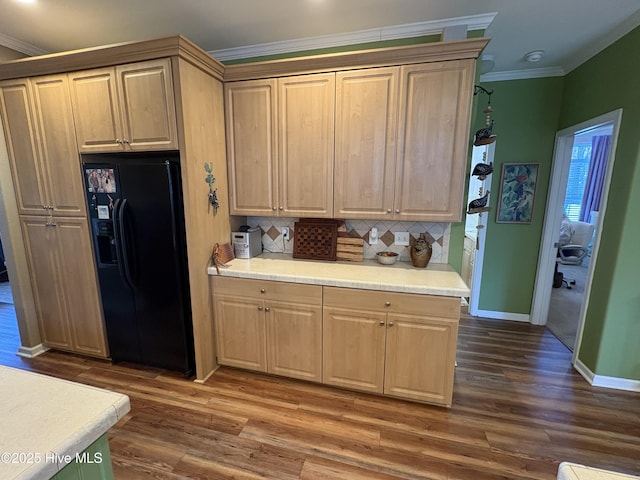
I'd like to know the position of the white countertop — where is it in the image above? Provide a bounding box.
[0,366,130,480]
[208,253,470,297]
[558,462,640,480]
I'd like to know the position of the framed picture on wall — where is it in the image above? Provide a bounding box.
[496,163,540,224]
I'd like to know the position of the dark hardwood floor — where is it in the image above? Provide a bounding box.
[1,301,639,479]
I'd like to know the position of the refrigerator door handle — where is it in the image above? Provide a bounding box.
[165,161,180,252]
[118,198,136,289]
[113,198,134,289]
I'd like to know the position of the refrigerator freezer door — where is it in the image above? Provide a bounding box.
[116,161,193,374]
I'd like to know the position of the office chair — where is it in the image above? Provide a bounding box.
[557,221,595,289]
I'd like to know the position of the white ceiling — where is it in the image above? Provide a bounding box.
[1,0,640,80]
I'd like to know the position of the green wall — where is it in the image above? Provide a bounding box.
[559,26,640,379]
[472,78,564,313]
[470,25,640,381]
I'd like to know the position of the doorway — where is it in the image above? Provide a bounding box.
[530,110,621,361]
[0,235,11,303]
[465,142,494,315]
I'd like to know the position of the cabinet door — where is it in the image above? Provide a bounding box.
[323,306,386,393]
[461,235,475,288]
[56,218,108,357]
[266,300,322,382]
[30,75,86,217]
[69,67,123,152]
[384,313,458,406]
[334,67,398,219]
[117,59,178,151]
[0,79,48,215]
[224,79,278,215]
[395,60,474,222]
[214,294,267,372]
[278,73,334,218]
[21,217,108,357]
[20,217,72,350]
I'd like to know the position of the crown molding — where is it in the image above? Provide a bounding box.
[210,12,497,62]
[0,33,49,57]
[563,8,640,74]
[480,66,565,82]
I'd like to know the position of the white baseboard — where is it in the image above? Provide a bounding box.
[193,364,219,384]
[574,358,640,392]
[16,344,49,358]
[471,309,530,323]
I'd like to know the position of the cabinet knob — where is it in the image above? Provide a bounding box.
[115,139,122,144]
[265,307,270,312]
[395,209,400,214]
[260,288,265,293]
[387,208,392,213]
[272,207,277,211]
[379,321,385,326]
[123,138,130,144]
[385,301,391,307]
[279,206,284,210]
[389,321,395,327]
[257,306,263,311]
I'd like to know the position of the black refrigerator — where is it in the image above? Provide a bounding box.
[82,152,194,376]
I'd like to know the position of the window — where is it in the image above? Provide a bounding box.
[563,142,591,221]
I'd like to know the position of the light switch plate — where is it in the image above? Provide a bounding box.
[394,232,410,246]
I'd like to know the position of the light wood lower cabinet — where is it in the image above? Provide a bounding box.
[213,277,461,406]
[212,277,323,382]
[20,216,108,357]
[323,286,460,406]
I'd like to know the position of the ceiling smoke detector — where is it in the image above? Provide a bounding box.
[524,50,545,63]
[479,54,495,74]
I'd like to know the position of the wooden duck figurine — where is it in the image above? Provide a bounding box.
[472,162,493,180]
[467,190,491,214]
[473,120,496,146]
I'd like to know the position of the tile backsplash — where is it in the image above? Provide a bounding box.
[245,217,451,263]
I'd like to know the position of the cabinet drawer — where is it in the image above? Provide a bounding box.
[212,276,322,305]
[323,286,459,319]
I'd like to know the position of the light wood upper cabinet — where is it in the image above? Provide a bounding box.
[70,59,178,152]
[0,75,86,217]
[224,73,335,217]
[334,67,399,219]
[278,73,335,218]
[394,60,474,222]
[225,59,475,222]
[225,79,278,215]
[21,216,108,357]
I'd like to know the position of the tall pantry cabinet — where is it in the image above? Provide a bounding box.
[0,36,231,381]
[0,75,108,357]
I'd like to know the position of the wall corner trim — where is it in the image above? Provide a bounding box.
[471,310,530,323]
[16,344,50,358]
[574,358,640,393]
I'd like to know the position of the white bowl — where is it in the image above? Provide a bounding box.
[376,251,399,265]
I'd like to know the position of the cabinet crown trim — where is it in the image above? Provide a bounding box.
[0,35,225,81]
[223,37,489,82]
